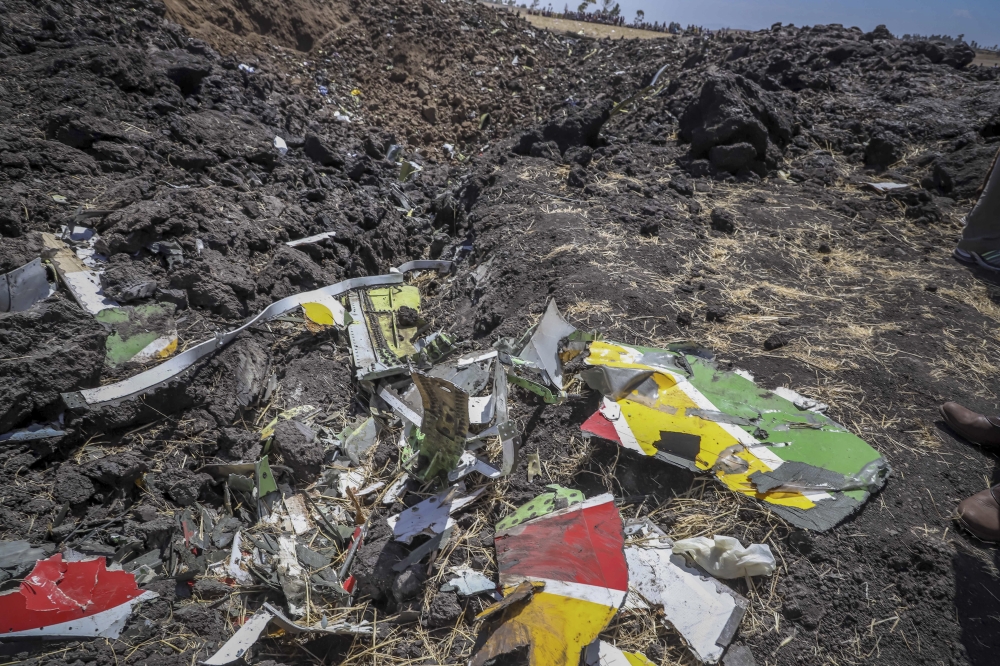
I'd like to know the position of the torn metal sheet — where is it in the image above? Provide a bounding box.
[625,537,747,663]
[771,387,828,413]
[378,383,423,426]
[0,258,50,313]
[412,373,470,480]
[386,484,486,544]
[441,566,498,597]
[343,417,378,465]
[517,300,577,389]
[60,264,450,410]
[0,554,157,639]
[475,493,628,666]
[392,526,452,572]
[43,232,118,315]
[584,641,657,666]
[276,536,307,617]
[285,231,336,247]
[581,341,888,531]
[0,421,66,443]
[200,602,371,666]
[671,536,775,580]
[722,644,757,666]
[228,531,252,585]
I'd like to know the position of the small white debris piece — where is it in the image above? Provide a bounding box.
[286,231,336,247]
[228,531,252,585]
[238,63,255,73]
[354,481,385,497]
[333,112,351,123]
[772,387,828,413]
[456,350,498,367]
[273,136,288,156]
[337,469,365,498]
[130,334,179,365]
[583,640,641,666]
[448,450,501,482]
[864,182,908,193]
[386,485,486,544]
[627,537,748,663]
[200,603,371,666]
[440,566,497,596]
[381,474,409,505]
[671,535,776,579]
[276,536,307,617]
[283,494,312,535]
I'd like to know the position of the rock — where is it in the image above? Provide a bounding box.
[564,145,593,167]
[679,72,792,176]
[640,220,659,236]
[154,469,211,506]
[529,140,561,161]
[100,263,158,302]
[676,311,693,327]
[193,579,232,600]
[153,50,212,96]
[156,288,189,310]
[567,164,587,188]
[392,565,425,603]
[930,144,996,199]
[423,589,462,628]
[709,142,758,173]
[763,332,789,351]
[540,99,613,153]
[706,305,730,322]
[272,419,324,483]
[80,453,148,487]
[304,133,343,167]
[422,105,438,124]
[0,299,108,434]
[710,208,738,233]
[865,131,905,169]
[54,467,95,504]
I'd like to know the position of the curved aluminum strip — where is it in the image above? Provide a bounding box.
[62,273,407,410]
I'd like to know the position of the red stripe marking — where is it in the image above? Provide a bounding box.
[495,497,627,593]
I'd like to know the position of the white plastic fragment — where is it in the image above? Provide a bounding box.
[286,231,336,247]
[276,536,307,617]
[273,136,288,156]
[238,63,255,73]
[671,535,776,579]
[386,485,486,544]
[440,566,497,596]
[283,494,312,535]
[337,470,365,497]
[228,531,252,585]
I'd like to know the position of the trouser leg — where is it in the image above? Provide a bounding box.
[958,147,1000,254]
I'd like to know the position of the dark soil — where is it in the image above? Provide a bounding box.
[2,1,1000,665]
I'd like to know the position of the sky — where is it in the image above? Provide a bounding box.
[553,0,1000,48]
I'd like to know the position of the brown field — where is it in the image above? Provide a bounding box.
[481,2,674,40]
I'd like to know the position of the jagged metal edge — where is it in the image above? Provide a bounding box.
[61,262,453,411]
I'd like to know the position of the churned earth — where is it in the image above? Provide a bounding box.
[1,0,1000,665]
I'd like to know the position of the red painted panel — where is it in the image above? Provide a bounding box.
[580,410,620,443]
[0,554,145,634]
[495,498,627,593]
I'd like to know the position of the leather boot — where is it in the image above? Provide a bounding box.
[957,485,1000,543]
[940,402,1000,448]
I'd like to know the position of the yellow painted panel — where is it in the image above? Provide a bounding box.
[302,302,336,326]
[498,591,618,666]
